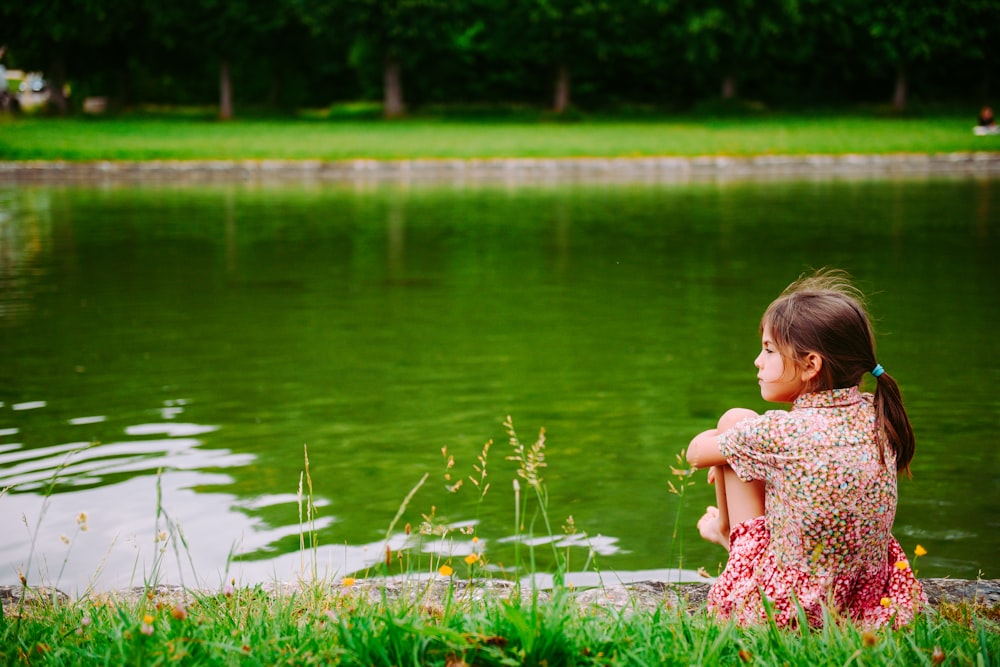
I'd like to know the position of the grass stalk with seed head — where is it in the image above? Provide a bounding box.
[504,416,564,587]
[297,444,319,582]
[666,451,697,583]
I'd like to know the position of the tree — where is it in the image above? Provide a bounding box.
[955,0,1000,100]
[146,0,294,119]
[507,0,622,113]
[297,0,455,117]
[679,0,801,102]
[855,0,961,112]
[615,0,688,107]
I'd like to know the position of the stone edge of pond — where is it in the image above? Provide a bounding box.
[3,578,998,616]
[1,153,999,184]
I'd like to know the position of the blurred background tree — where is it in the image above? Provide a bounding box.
[0,0,995,117]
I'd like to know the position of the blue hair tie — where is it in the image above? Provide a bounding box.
[871,364,885,378]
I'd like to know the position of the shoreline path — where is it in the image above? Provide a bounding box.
[2,152,1000,184]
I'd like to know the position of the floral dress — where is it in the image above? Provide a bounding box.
[710,386,925,628]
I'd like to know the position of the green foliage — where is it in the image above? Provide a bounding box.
[1,0,997,115]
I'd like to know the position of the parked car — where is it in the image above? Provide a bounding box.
[17,72,50,110]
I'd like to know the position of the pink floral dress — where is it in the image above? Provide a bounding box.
[710,386,925,628]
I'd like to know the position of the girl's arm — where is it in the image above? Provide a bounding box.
[688,408,766,547]
[686,429,728,469]
[686,408,760,469]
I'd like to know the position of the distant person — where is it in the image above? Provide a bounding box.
[686,269,924,628]
[975,106,998,135]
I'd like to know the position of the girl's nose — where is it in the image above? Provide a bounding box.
[754,352,765,369]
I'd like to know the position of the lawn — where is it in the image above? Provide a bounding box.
[3,580,997,666]
[1,111,997,161]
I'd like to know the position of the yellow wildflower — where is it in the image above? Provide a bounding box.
[439,564,454,577]
[894,560,909,570]
[464,553,479,565]
[341,577,356,588]
[914,545,927,557]
[879,597,891,608]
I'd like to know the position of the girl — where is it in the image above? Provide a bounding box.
[686,270,925,628]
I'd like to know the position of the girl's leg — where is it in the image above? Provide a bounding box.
[697,467,730,549]
[697,408,765,551]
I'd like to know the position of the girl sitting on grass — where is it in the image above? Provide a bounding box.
[686,270,925,627]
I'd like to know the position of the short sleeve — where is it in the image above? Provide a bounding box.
[718,410,797,483]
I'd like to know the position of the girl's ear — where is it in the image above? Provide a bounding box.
[800,352,823,382]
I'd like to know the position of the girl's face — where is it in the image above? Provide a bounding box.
[754,323,807,403]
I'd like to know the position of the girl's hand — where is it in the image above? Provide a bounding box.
[707,466,717,485]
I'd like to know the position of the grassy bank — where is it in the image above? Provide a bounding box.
[1,112,998,161]
[3,580,998,666]
[3,427,998,665]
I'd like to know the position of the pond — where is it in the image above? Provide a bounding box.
[1,175,997,594]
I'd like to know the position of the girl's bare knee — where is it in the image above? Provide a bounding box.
[718,408,758,432]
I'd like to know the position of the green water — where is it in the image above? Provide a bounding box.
[1,177,997,592]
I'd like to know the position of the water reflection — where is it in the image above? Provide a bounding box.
[0,178,998,593]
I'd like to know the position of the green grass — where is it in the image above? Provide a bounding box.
[1,111,998,161]
[3,424,998,666]
[3,582,997,666]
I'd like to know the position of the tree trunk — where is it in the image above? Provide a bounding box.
[892,63,907,113]
[219,58,234,120]
[553,62,570,114]
[721,73,737,100]
[267,71,281,109]
[117,60,133,109]
[47,54,69,115]
[383,53,404,118]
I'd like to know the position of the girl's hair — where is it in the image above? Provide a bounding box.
[762,269,915,474]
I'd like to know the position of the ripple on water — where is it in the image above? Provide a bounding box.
[68,416,107,426]
[125,423,220,438]
[11,401,47,411]
[0,432,247,492]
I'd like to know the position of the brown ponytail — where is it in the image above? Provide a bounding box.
[763,269,916,474]
[872,369,916,475]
